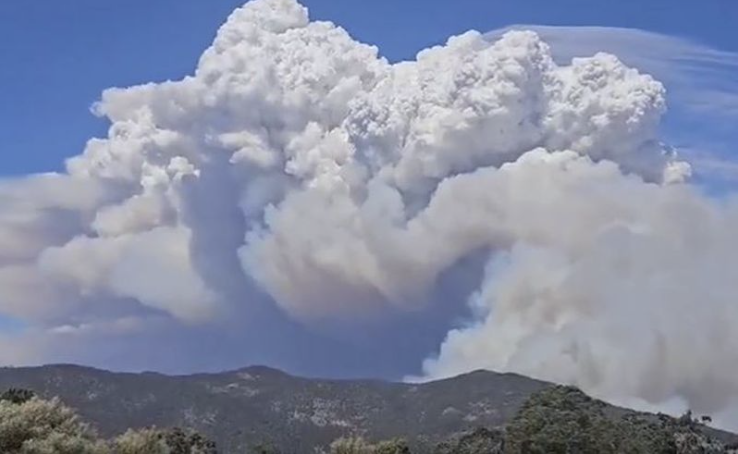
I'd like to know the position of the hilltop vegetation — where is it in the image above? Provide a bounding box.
[0,384,733,454]
[327,386,734,454]
[0,388,215,454]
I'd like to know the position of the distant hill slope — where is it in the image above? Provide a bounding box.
[0,365,732,453]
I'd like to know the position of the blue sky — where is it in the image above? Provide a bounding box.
[2,0,738,412]
[0,0,736,177]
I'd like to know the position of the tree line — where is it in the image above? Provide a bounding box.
[0,385,735,453]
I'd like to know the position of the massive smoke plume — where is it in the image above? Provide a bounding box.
[2,0,738,427]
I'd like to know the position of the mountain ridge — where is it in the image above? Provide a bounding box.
[0,364,732,453]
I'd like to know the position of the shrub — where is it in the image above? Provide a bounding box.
[434,427,504,454]
[330,436,410,454]
[0,389,36,405]
[111,428,169,454]
[0,397,108,454]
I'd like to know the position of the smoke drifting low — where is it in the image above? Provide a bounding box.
[2,0,738,426]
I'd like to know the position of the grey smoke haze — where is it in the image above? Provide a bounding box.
[2,0,738,429]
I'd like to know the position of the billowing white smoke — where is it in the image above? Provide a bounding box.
[2,0,738,424]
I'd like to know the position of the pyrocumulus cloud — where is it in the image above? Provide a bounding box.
[2,0,738,428]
